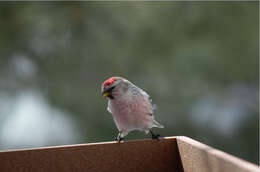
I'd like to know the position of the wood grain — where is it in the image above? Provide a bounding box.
[0,137,183,172]
[177,136,259,172]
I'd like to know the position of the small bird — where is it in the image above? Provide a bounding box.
[101,77,164,142]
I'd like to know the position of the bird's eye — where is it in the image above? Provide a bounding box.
[107,86,116,92]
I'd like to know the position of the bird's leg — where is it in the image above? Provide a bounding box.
[149,129,161,140]
[114,131,123,142]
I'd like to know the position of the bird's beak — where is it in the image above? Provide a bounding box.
[102,91,110,98]
[102,86,115,98]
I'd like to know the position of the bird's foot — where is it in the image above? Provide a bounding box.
[114,136,123,142]
[114,132,123,143]
[152,134,161,140]
[149,129,162,140]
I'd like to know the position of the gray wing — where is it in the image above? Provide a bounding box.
[136,87,163,128]
[137,87,156,114]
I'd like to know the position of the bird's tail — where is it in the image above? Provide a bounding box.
[152,120,164,128]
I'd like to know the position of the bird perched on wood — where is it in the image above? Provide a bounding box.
[101,76,164,142]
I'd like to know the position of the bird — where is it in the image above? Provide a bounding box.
[101,76,164,142]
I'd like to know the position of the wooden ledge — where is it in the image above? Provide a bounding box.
[0,136,259,172]
[176,136,259,172]
[0,137,183,172]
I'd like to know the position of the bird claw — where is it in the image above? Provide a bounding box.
[115,137,123,142]
[152,134,161,140]
[149,129,162,140]
[115,133,123,142]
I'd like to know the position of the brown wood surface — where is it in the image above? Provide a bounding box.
[177,136,259,172]
[0,137,183,172]
[0,136,259,172]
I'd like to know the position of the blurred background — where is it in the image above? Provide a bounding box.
[0,1,258,164]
